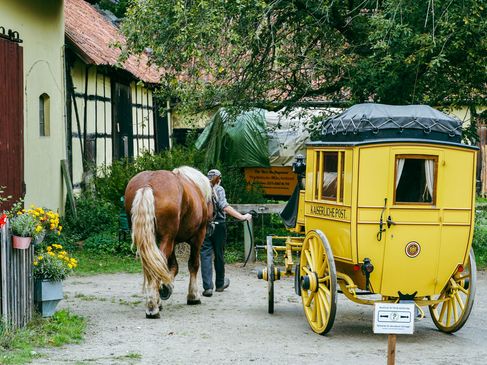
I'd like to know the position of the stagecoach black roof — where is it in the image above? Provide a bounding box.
[320,103,463,143]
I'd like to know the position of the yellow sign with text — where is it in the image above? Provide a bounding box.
[244,166,296,197]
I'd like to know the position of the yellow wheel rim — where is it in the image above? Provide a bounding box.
[300,230,337,335]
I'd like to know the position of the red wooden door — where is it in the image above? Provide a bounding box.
[0,34,24,210]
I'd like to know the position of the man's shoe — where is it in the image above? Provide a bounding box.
[215,278,230,292]
[202,289,213,297]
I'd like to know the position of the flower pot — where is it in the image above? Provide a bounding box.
[12,235,32,249]
[34,280,63,317]
[33,231,46,245]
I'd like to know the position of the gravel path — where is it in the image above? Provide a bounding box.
[32,261,487,365]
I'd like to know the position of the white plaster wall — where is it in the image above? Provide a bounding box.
[1,0,65,212]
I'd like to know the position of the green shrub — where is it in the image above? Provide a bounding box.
[94,145,207,204]
[83,231,133,256]
[62,195,117,243]
[473,209,487,267]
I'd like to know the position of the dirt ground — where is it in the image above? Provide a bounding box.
[32,256,487,365]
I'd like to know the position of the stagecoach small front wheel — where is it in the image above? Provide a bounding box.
[300,230,337,335]
[429,248,477,333]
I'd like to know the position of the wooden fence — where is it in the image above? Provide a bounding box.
[0,220,34,329]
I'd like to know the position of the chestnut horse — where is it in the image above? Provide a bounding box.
[124,166,212,318]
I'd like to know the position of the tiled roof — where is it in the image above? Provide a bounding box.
[65,0,160,84]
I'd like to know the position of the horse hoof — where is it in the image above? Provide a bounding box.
[145,312,161,319]
[159,284,173,300]
[187,299,201,305]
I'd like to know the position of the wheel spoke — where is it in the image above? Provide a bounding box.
[318,257,328,278]
[457,285,469,295]
[312,298,318,322]
[455,273,470,281]
[309,237,317,269]
[303,265,312,276]
[438,301,447,323]
[305,291,315,307]
[446,299,453,326]
[454,291,465,312]
[318,275,330,284]
[319,287,330,315]
[304,250,313,269]
[315,294,323,328]
[452,296,458,323]
[317,291,327,325]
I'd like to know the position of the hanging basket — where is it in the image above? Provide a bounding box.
[12,235,32,249]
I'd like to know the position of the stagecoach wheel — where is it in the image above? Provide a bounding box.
[429,248,477,333]
[267,236,275,314]
[299,230,337,335]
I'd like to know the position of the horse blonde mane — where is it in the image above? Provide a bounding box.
[173,166,212,203]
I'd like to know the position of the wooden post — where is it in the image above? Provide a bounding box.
[387,334,397,365]
[61,159,77,218]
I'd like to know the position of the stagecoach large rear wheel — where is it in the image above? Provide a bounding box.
[300,230,337,335]
[429,248,477,333]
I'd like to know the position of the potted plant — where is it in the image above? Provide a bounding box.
[26,205,63,244]
[33,243,78,317]
[10,212,44,249]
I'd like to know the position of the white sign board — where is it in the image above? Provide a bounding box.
[373,303,415,335]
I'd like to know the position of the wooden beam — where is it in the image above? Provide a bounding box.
[232,203,285,215]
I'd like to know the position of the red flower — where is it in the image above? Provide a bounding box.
[0,213,7,228]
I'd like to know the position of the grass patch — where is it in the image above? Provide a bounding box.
[72,250,141,276]
[0,310,86,364]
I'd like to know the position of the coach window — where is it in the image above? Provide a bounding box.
[395,155,437,204]
[315,151,345,202]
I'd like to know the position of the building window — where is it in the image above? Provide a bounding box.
[39,93,50,136]
[395,155,437,204]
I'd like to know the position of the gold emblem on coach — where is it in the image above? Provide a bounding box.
[405,241,421,258]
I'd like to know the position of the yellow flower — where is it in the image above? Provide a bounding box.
[48,251,55,257]
[68,264,73,269]
[33,260,38,266]
[47,246,52,251]
[38,256,43,260]
[35,225,43,233]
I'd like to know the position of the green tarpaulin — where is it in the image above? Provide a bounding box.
[195,108,270,167]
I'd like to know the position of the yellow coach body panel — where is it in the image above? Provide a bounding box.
[303,142,476,297]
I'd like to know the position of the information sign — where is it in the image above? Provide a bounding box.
[373,303,415,335]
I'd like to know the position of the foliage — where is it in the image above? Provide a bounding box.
[33,244,78,281]
[0,310,85,364]
[94,144,206,204]
[10,213,41,239]
[82,231,134,256]
[473,208,487,267]
[62,195,118,243]
[90,0,130,18]
[121,0,486,115]
[0,185,11,210]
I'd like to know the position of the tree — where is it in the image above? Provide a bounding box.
[121,0,486,114]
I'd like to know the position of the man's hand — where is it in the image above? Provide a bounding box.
[241,213,252,221]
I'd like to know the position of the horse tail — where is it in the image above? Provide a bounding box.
[173,166,212,203]
[131,187,172,290]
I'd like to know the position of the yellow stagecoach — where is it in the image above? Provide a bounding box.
[258,103,477,335]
